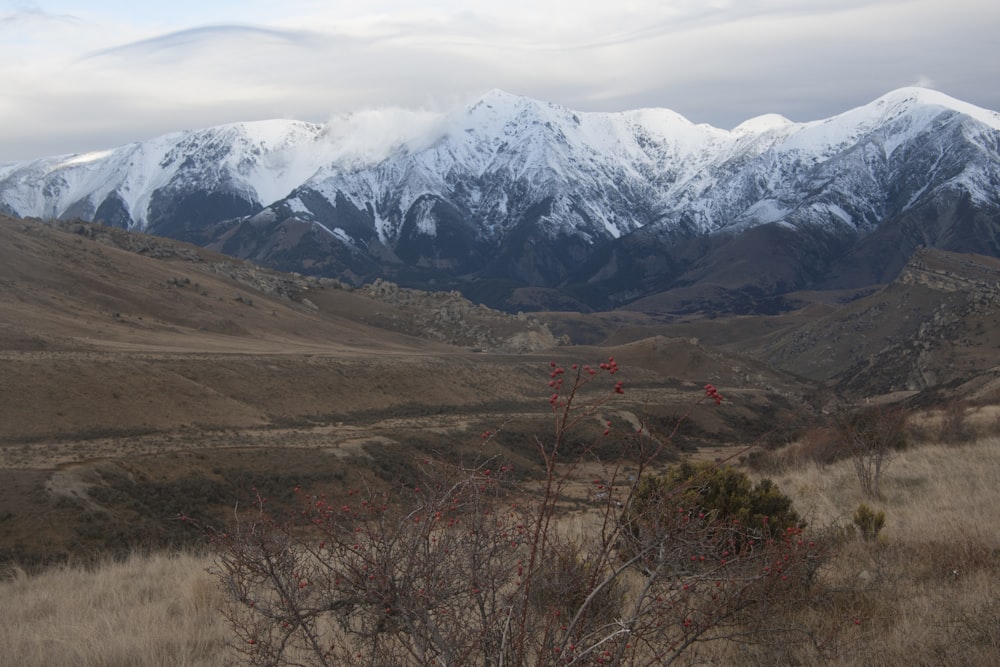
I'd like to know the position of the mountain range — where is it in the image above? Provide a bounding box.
[3,87,999,313]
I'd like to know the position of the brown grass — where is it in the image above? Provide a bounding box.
[3,437,998,666]
[764,436,1000,540]
[0,551,229,667]
[737,436,1000,666]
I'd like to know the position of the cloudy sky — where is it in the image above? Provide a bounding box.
[2,0,998,161]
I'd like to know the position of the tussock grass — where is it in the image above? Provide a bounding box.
[742,436,1000,666]
[2,438,999,666]
[766,436,1000,543]
[0,551,229,667]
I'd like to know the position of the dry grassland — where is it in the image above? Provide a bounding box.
[1,437,998,666]
[0,552,228,666]
[748,436,1000,666]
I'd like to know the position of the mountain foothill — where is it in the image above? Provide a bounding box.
[2,87,1000,563]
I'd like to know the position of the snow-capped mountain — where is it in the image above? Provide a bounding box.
[3,87,999,312]
[0,119,329,231]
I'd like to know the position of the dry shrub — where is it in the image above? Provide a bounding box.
[938,400,978,444]
[795,424,853,465]
[525,538,624,636]
[744,427,837,472]
[839,406,908,501]
[210,362,829,666]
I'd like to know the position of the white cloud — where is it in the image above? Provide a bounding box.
[1,0,998,160]
[319,107,449,167]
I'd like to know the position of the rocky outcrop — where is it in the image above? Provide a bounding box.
[362,278,563,353]
[896,247,1000,301]
[758,248,1000,397]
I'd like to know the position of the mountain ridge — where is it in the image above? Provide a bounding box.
[3,87,999,313]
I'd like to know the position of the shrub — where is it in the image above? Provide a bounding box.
[939,401,977,444]
[839,405,908,500]
[525,538,625,639]
[621,462,802,569]
[852,503,886,542]
[210,361,828,666]
[654,461,797,529]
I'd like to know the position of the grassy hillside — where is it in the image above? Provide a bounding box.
[3,216,1000,664]
[2,434,998,666]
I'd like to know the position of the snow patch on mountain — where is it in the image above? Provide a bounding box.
[413,198,437,236]
[741,199,790,225]
[311,220,345,241]
[286,197,311,217]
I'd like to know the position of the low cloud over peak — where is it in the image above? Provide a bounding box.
[1,0,997,162]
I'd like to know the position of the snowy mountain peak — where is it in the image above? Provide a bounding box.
[2,87,999,313]
[457,89,578,136]
[842,86,1000,133]
[470,88,528,107]
[874,86,987,114]
[732,113,796,135]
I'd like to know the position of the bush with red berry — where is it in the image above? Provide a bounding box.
[210,360,828,666]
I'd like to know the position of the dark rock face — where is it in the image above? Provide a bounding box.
[94,192,133,229]
[146,189,261,244]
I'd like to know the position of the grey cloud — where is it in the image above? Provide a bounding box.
[82,24,322,62]
[551,0,901,50]
[2,1,998,161]
[0,2,79,26]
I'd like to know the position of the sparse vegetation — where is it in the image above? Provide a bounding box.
[938,400,977,444]
[840,405,909,501]
[3,216,1000,665]
[757,436,1000,666]
[6,434,1000,665]
[208,363,828,666]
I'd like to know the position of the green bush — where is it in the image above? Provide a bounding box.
[624,461,802,544]
[852,503,886,542]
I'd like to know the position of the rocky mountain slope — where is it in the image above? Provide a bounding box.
[757,247,1000,398]
[3,88,999,312]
